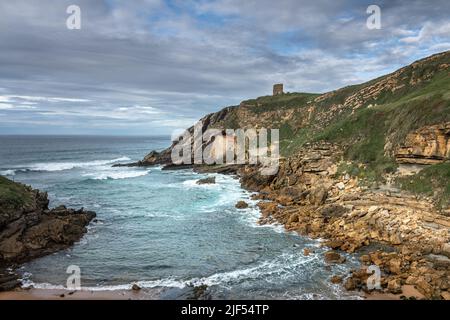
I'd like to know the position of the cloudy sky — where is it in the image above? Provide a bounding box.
[0,0,449,135]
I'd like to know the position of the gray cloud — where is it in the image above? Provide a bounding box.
[0,0,448,134]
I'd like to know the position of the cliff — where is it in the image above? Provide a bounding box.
[133,50,450,299]
[139,50,450,209]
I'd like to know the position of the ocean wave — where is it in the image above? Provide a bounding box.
[0,169,16,176]
[82,169,150,180]
[22,252,320,292]
[26,157,131,172]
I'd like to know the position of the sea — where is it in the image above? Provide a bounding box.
[0,135,361,299]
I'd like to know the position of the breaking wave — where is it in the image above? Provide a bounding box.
[27,157,131,172]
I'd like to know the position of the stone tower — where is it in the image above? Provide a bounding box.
[273,84,284,96]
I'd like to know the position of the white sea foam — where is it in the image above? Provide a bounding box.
[82,169,150,180]
[23,252,318,291]
[0,169,16,176]
[27,157,131,172]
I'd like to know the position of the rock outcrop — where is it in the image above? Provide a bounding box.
[0,176,96,290]
[396,123,450,165]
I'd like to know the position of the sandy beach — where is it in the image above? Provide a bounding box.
[0,288,162,300]
[0,284,425,300]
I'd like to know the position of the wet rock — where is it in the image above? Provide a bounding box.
[324,251,346,264]
[324,239,344,250]
[196,177,216,185]
[330,275,343,284]
[132,283,141,291]
[344,278,357,291]
[235,201,249,209]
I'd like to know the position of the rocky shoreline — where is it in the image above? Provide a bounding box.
[133,141,450,300]
[0,176,96,292]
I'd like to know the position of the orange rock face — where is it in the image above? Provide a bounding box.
[396,123,450,165]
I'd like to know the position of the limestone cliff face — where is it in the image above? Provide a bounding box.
[396,123,450,165]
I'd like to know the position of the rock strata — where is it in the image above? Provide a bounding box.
[396,122,450,165]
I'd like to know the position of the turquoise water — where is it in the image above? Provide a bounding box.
[0,136,360,299]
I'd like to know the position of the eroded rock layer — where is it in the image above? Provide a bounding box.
[396,123,450,165]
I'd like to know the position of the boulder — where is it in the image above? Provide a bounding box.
[309,186,328,206]
[388,258,402,275]
[132,283,141,291]
[324,251,346,264]
[235,201,249,209]
[336,182,345,190]
[387,279,403,294]
[330,275,343,284]
[441,243,450,258]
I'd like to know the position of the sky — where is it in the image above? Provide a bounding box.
[0,0,449,135]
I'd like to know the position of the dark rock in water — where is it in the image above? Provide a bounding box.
[0,268,20,292]
[344,278,357,291]
[0,176,96,267]
[330,275,343,284]
[187,284,210,300]
[132,283,141,291]
[235,201,249,209]
[196,177,216,185]
[324,250,346,264]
